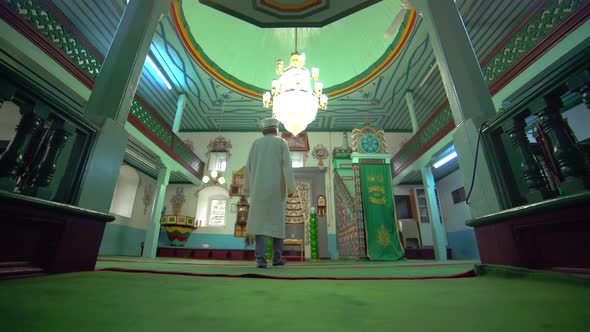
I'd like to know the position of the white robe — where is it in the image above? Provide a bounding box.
[243,134,296,239]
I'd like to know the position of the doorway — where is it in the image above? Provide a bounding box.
[291,167,329,259]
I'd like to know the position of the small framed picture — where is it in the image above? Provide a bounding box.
[230,203,237,213]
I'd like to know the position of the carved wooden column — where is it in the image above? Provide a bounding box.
[0,78,17,104]
[538,88,587,195]
[20,118,74,199]
[0,101,46,191]
[507,111,552,203]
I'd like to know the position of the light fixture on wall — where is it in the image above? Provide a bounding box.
[202,170,225,185]
[146,55,172,90]
[433,151,458,169]
[262,29,328,136]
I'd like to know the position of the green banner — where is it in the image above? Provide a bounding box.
[360,163,404,260]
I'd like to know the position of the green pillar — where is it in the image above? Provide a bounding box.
[85,0,172,125]
[414,0,501,218]
[421,166,447,261]
[405,90,419,134]
[143,166,171,258]
[172,94,187,134]
[76,0,172,212]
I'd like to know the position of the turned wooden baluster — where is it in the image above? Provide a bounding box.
[0,103,45,187]
[581,81,590,109]
[20,118,72,198]
[0,79,17,105]
[538,89,587,195]
[508,111,552,203]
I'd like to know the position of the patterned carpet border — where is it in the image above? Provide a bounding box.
[97,258,475,270]
[95,267,477,280]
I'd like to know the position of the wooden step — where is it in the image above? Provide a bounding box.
[0,261,46,280]
[0,261,33,268]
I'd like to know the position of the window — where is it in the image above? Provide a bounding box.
[208,152,227,172]
[290,151,305,168]
[451,187,467,204]
[109,165,140,218]
[207,199,227,226]
[195,186,229,226]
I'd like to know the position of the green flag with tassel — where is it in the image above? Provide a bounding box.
[360,163,405,260]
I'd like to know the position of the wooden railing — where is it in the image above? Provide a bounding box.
[481,47,590,209]
[0,0,205,180]
[391,0,590,179]
[333,171,361,258]
[0,76,97,204]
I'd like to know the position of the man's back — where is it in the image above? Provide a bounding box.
[246,135,290,201]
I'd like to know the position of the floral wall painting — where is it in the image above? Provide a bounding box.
[183,139,195,152]
[312,144,330,166]
[206,135,232,171]
[207,135,232,153]
[143,183,154,215]
[282,132,309,151]
[171,187,186,215]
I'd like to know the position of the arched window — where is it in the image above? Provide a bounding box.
[195,185,229,227]
[290,151,306,168]
[109,165,140,218]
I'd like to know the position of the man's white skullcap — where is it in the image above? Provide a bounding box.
[261,117,280,128]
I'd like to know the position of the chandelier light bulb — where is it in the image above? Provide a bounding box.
[315,81,323,95]
[211,170,218,179]
[263,92,272,107]
[218,177,226,185]
[311,67,319,81]
[262,49,327,135]
[202,175,210,184]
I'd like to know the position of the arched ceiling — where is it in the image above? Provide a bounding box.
[51,0,542,132]
[173,0,411,99]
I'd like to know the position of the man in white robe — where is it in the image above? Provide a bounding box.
[242,118,296,268]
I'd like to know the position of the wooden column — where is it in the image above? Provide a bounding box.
[507,111,552,203]
[20,118,75,199]
[538,88,586,195]
[0,99,48,191]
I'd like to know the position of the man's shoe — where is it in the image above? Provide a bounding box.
[272,260,286,267]
[256,263,267,268]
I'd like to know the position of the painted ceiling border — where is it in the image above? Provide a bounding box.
[259,0,323,12]
[170,0,417,100]
[199,0,383,27]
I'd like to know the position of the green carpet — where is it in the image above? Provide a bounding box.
[95,257,478,279]
[1,270,589,332]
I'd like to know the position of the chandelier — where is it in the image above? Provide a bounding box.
[262,29,328,136]
[202,170,225,185]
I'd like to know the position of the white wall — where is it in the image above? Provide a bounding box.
[110,167,157,229]
[99,165,158,256]
[563,103,590,142]
[436,169,479,259]
[178,131,411,239]
[0,101,21,142]
[436,170,472,233]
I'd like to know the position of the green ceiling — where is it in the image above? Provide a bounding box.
[49,0,544,132]
[181,0,403,91]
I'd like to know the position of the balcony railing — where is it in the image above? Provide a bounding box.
[1,0,205,180]
[481,47,590,209]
